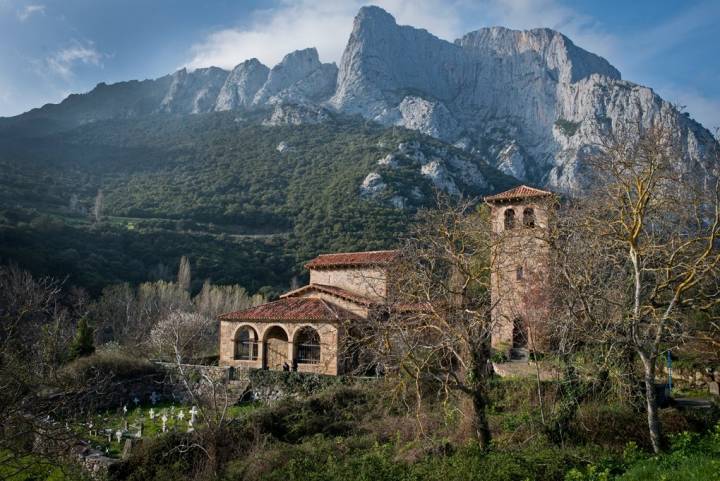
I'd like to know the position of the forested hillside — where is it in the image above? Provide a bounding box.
[0,110,514,294]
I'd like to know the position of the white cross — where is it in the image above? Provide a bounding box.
[149,408,155,420]
[177,410,185,421]
[115,430,122,443]
[161,414,168,433]
[133,396,140,406]
[189,406,198,425]
[122,405,127,415]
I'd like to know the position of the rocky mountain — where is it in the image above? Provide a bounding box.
[2,5,717,193]
[215,58,270,111]
[331,6,716,191]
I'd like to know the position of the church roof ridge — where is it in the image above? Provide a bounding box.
[304,249,400,269]
[484,185,554,202]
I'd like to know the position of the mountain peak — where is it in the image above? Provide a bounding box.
[355,5,396,25]
[455,26,620,83]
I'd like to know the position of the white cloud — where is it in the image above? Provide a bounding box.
[17,4,45,21]
[185,0,465,70]
[46,41,104,80]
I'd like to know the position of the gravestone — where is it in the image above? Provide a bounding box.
[150,391,159,405]
[709,381,719,397]
[161,414,168,433]
[189,406,198,426]
[121,439,133,459]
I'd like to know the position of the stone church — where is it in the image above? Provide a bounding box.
[218,185,554,374]
[219,250,399,375]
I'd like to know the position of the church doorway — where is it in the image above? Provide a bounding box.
[511,318,529,360]
[264,326,288,370]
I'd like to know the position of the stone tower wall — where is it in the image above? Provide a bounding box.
[489,199,552,354]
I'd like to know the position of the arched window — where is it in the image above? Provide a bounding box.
[504,208,516,230]
[295,327,321,364]
[523,207,536,228]
[234,326,258,360]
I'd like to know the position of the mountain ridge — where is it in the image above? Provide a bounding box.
[2,5,717,193]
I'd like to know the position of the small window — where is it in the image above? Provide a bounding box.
[504,209,516,230]
[523,208,536,228]
[235,326,259,360]
[295,327,321,364]
[516,266,524,281]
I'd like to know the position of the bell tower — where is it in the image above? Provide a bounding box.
[484,185,554,359]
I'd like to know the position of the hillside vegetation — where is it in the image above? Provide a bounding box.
[0,111,513,294]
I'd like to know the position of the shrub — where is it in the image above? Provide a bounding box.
[67,316,95,361]
[555,118,581,136]
[58,349,159,386]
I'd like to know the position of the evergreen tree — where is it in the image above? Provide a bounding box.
[69,317,95,361]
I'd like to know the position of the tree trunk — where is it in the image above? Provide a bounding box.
[641,355,663,453]
[470,348,492,450]
[472,385,492,449]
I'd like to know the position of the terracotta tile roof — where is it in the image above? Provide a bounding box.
[484,185,553,202]
[304,250,400,269]
[280,284,376,306]
[220,297,361,322]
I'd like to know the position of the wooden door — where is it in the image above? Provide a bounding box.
[264,327,288,370]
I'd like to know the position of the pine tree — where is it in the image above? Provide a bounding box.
[69,317,95,361]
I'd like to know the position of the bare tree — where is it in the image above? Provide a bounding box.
[565,126,720,452]
[178,256,192,292]
[0,265,79,479]
[149,309,234,477]
[92,190,103,223]
[354,197,495,448]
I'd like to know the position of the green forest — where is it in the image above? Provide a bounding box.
[0,110,513,295]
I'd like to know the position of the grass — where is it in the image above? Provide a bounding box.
[618,454,720,481]
[0,452,78,481]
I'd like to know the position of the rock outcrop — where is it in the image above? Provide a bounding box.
[252,48,337,106]
[214,58,269,111]
[159,67,227,114]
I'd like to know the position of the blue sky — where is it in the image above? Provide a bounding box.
[1,0,718,130]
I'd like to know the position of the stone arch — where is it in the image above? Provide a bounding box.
[263,325,289,370]
[512,317,528,350]
[523,207,536,228]
[293,325,321,364]
[504,208,516,230]
[233,324,259,360]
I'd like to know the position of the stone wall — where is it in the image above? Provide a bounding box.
[219,320,340,375]
[659,364,720,397]
[309,266,387,301]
